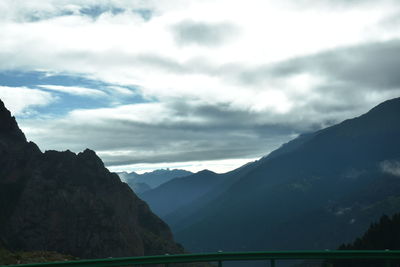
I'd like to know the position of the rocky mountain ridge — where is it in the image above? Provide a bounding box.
[0,99,184,259]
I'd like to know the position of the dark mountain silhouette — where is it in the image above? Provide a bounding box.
[0,99,184,259]
[142,97,400,253]
[119,169,193,194]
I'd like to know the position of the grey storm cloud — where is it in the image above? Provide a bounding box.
[3,0,400,171]
[19,40,400,167]
[20,102,297,166]
[280,40,400,90]
[11,38,400,168]
[236,39,400,91]
[172,20,238,46]
[83,39,400,96]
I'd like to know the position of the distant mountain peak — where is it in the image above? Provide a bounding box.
[196,169,216,175]
[142,168,191,175]
[122,168,193,191]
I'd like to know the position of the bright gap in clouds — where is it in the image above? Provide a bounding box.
[107,158,260,174]
[38,84,107,97]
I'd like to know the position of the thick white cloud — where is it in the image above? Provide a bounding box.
[381,160,400,177]
[1,0,400,172]
[0,86,55,116]
[38,85,107,97]
[106,86,135,95]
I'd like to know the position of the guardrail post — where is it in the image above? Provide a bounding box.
[270,259,276,267]
[165,264,169,267]
[386,259,391,267]
[218,260,223,267]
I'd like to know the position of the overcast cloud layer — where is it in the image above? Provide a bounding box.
[1,0,400,173]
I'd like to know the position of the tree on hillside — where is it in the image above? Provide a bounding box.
[330,213,400,267]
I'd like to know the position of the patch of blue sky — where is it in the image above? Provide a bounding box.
[32,92,108,117]
[79,5,125,18]
[25,9,75,22]
[0,70,150,118]
[80,6,153,21]
[19,5,152,22]
[0,70,102,88]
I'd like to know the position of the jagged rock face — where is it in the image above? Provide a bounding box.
[0,101,26,145]
[0,99,183,259]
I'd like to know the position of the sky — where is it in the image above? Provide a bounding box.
[1,0,400,174]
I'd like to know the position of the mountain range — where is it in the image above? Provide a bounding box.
[141,97,400,253]
[141,169,221,217]
[0,99,184,259]
[118,169,193,194]
[2,96,400,264]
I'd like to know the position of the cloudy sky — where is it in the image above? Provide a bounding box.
[1,0,400,173]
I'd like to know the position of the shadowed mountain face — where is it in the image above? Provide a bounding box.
[141,97,400,253]
[0,99,184,259]
[141,170,221,217]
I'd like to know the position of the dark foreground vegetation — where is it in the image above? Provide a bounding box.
[0,246,76,265]
[326,213,400,267]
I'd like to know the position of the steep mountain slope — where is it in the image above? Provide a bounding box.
[0,99,184,259]
[131,182,152,194]
[162,161,262,228]
[147,134,323,231]
[141,170,221,217]
[173,97,400,252]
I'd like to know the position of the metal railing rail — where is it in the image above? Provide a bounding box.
[2,250,400,267]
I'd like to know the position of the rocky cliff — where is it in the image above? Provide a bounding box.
[0,99,184,259]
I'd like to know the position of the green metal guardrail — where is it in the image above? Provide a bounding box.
[2,250,400,267]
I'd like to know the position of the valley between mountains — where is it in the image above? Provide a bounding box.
[1,97,400,264]
[136,97,400,252]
